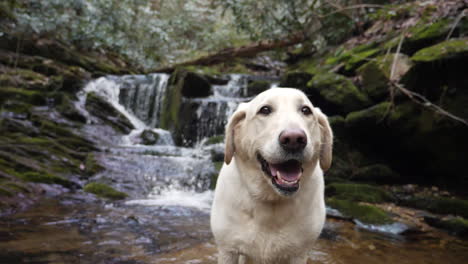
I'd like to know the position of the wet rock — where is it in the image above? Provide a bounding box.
[85,92,134,134]
[307,72,372,115]
[425,216,468,238]
[56,94,87,123]
[401,197,468,219]
[325,183,394,203]
[326,198,393,225]
[0,87,46,106]
[140,129,160,145]
[83,153,105,178]
[16,172,74,189]
[83,182,127,200]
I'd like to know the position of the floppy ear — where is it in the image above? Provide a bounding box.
[315,108,333,171]
[224,110,246,165]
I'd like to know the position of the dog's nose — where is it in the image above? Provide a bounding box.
[279,129,307,152]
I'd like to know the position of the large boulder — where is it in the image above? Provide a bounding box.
[307,72,372,115]
[85,92,134,134]
[357,54,412,101]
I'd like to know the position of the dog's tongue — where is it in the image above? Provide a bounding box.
[270,160,302,182]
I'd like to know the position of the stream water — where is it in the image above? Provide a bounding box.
[1,74,468,264]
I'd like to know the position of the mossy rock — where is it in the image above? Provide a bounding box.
[411,38,468,63]
[307,72,371,115]
[279,71,313,91]
[351,164,400,184]
[328,115,345,138]
[160,68,185,133]
[398,19,453,53]
[0,87,46,106]
[84,153,105,178]
[16,172,74,188]
[180,71,212,98]
[425,216,468,238]
[326,183,394,203]
[246,80,270,97]
[357,54,412,101]
[84,182,127,200]
[345,102,391,131]
[85,92,134,133]
[325,43,381,73]
[140,129,160,145]
[0,68,49,90]
[327,198,393,225]
[56,94,87,123]
[402,197,468,219]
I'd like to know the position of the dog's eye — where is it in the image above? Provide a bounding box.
[258,105,272,115]
[301,106,313,116]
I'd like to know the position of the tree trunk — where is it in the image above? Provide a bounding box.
[153,32,306,73]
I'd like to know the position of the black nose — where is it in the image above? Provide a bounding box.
[279,129,307,152]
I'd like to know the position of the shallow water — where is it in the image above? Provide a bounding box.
[1,195,468,264]
[3,73,467,264]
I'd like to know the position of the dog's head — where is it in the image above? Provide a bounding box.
[224,88,333,198]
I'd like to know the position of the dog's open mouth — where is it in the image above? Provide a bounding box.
[257,153,303,195]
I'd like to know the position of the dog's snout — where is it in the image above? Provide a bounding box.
[279,129,307,152]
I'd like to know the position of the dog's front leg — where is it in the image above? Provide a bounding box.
[218,250,239,264]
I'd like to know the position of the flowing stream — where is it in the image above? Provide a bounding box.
[1,73,468,264]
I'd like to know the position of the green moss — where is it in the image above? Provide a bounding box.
[206,135,224,145]
[84,153,105,177]
[2,182,30,194]
[160,69,184,131]
[408,19,451,43]
[0,187,13,197]
[403,197,468,218]
[345,102,391,130]
[411,38,468,62]
[84,182,127,200]
[326,183,394,203]
[436,218,468,237]
[327,198,393,225]
[325,43,381,72]
[0,87,46,105]
[307,72,371,114]
[214,161,223,172]
[17,172,73,188]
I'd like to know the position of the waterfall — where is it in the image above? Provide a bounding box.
[118,74,169,128]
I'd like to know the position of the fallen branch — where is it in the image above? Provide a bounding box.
[152,32,307,73]
[390,81,468,126]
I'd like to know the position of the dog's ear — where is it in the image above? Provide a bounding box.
[224,109,246,165]
[315,108,333,171]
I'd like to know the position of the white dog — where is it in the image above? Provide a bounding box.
[210,88,333,264]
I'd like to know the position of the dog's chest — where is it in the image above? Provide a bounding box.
[233,203,321,260]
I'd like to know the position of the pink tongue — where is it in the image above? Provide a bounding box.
[270,161,302,181]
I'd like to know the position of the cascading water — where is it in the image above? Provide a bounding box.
[76,73,255,210]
